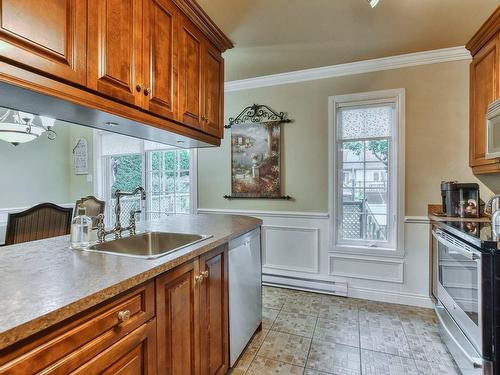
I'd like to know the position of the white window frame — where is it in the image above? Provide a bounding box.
[93,130,198,221]
[328,89,405,258]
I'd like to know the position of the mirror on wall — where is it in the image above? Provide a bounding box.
[0,107,196,245]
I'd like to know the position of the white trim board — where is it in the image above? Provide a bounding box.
[348,286,433,309]
[225,46,470,92]
[197,208,329,219]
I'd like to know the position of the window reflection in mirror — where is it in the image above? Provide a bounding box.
[0,107,195,245]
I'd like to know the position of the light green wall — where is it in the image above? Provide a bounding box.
[198,60,500,216]
[0,122,94,209]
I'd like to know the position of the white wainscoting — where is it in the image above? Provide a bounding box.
[263,225,320,274]
[0,203,73,245]
[329,253,404,283]
[198,208,433,308]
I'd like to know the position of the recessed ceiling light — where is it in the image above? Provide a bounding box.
[367,0,379,8]
[177,140,185,144]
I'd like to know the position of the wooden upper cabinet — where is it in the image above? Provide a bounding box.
[469,36,500,168]
[0,0,87,85]
[87,0,143,106]
[0,0,232,143]
[178,16,204,130]
[142,0,178,120]
[156,258,200,375]
[203,43,224,138]
[199,245,229,375]
[467,6,500,174]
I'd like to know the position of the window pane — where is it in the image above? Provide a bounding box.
[109,155,143,224]
[340,105,393,139]
[342,164,365,188]
[146,150,190,216]
[364,139,389,165]
[342,202,364,240]
[365,214,388,241]
[343,141,364,162]
[110,155,143,193]
[337,104,394,246]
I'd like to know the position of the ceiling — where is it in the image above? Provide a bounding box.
[197,0,499,81]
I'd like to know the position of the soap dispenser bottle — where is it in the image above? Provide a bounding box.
[70,204,92,249]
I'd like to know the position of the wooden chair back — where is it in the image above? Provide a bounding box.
[74,196,106,228]
[5,203,73,245]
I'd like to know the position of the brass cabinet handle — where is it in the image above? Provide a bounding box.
[144,87,150,96]
[194,274,204,283]
[135,84,143,92]
[117,310,131,323]
[202,270,209,279]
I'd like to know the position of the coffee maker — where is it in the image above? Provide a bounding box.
[440,181,480,218]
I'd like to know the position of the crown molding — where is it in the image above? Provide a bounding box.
[225,46,471,92]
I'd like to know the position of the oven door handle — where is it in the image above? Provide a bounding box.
[432,229,480,261]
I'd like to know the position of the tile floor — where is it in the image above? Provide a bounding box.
[231,286,460,375]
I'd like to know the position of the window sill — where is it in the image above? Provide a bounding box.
[330,244,405,259]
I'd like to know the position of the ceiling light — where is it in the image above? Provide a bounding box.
[0,109,57,146]
[367,0,379,8]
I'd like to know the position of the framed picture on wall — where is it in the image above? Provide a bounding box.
[227,104,292,200]
[231,121,281,197]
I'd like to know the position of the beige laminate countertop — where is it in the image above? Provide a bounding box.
[0,213,261,351]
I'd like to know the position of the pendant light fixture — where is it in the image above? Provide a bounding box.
[367,0,380,8]
[0,109,56,146]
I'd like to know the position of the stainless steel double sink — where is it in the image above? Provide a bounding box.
[81,231,212,259]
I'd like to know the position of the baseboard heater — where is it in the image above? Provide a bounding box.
[263,273,348,297]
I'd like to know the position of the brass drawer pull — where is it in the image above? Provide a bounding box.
[135,84,143,92]
[202,270,209,279]
[117,310,131,323]
[144,87,150,96]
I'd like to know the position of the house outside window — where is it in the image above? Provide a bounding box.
[329,89,405,256]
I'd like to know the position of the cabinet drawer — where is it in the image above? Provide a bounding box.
[0,281,155,374]
[70,319,156,375]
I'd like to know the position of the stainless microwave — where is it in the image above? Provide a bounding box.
[485,99,500,159]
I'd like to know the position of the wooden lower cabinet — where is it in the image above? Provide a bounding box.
[156,244,229,375]
[199,245,229,375]
[156,257,200,375]
[72,320,157,375]
[0,245,230,375]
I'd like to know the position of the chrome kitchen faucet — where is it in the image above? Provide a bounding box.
[97,186,146,243]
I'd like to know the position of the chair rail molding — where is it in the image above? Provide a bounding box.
[197,208,329,219]
[225,46,471,92]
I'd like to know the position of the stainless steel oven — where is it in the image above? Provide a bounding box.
[433,228,493,374]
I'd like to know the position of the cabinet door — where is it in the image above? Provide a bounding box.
[0,0,87,84]
[156,259,200,375]
[202,43,224,138]
[87,0,143,106]
[178,17,204,130]
[470,35,500,167]
[72,320,157,374]
[199,245,229,375]
[142,0,178,119]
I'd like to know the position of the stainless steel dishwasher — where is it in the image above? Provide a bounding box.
[229,227,262,367]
